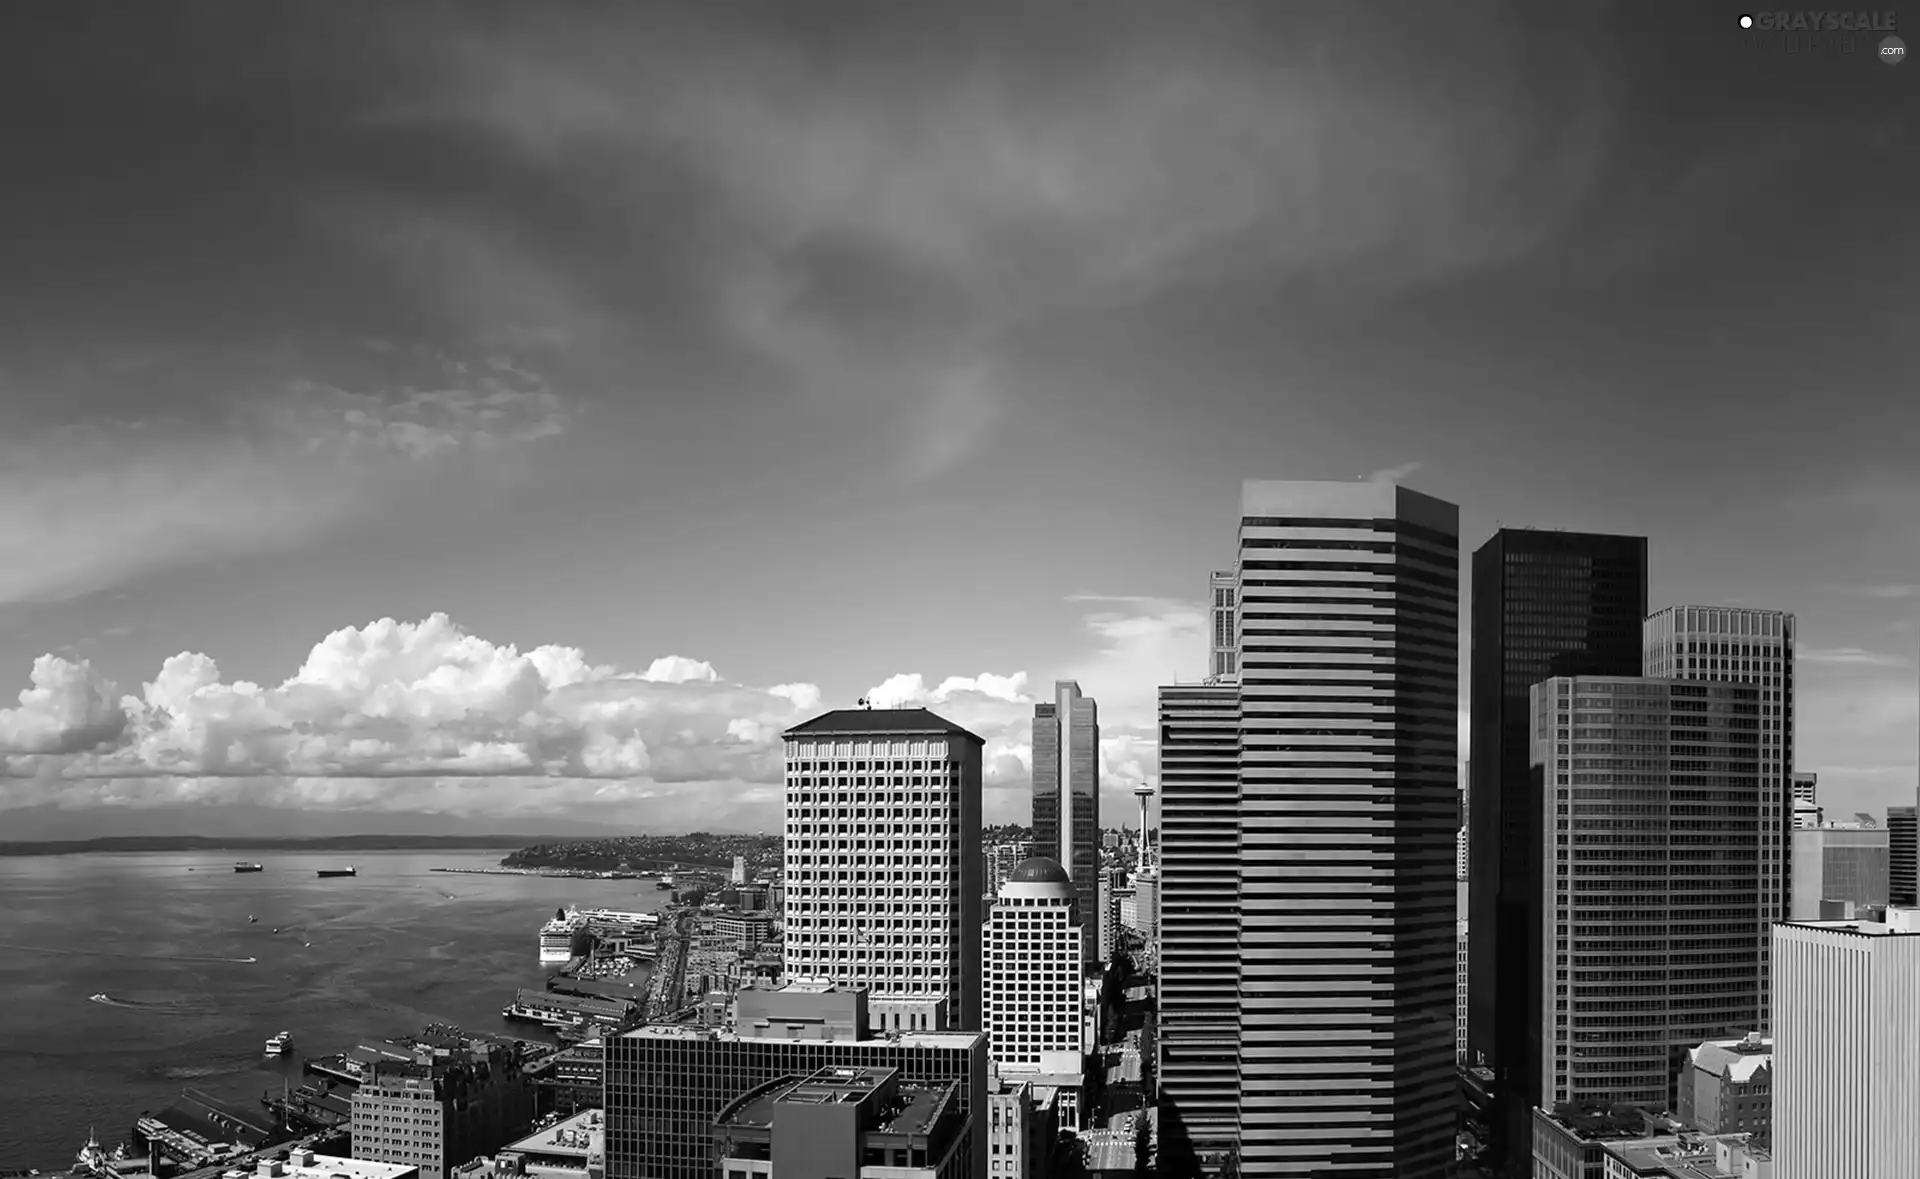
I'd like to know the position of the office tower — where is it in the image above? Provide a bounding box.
[1467,528,1648,1173]
[602,986,987,1179]
[1644,605,1794,932]
[349,1041,533,1179]
[1890,805,1916,906]
[982,858,1085,1067]
[1154,682,1241,1168]
[1675,1033,1773,1145]
[1208,569,1238,682]
[1224,480,1459,1177]
[1788,823,1890,919]
[712,1066,968,1179]
[780,708,984,1032]
[731,856,746,886]
[1772,912,1920,1179]
[1031,681,1100,961]
[1533,676,1766,1112]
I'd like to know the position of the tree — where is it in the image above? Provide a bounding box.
[1052,1131,1091,1179]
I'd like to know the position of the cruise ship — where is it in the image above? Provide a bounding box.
[537,906,660,963]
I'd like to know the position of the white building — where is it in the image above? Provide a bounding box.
[780,708,985,1033]
[986,1067,1054,1179]
[983,857,1085,1068]
[730,856,746,886]
[1772,910,1920,1179]
[265,1154,417,1179]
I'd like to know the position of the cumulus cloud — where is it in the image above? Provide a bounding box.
[1365,461,1424,484]
[1799,646,1911,669]
[0,614,820,824]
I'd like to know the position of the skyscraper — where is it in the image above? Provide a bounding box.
[1031,681,1100,961]
[1645,604,1795,1023]
[1772,913,1920,1179]
[1208,569,1238,682]
[1531,675,1766,1112]
[1230,479,1459,1177]
[1466,528,1648,1173]
[1890,805,1916,907]
[981,857,1086,1128]
[780,708,984,1031]
[1155,682,1241,1169]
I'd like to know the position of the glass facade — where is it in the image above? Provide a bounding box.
[1030,683,1099,960]
[1466,528,1647,1173]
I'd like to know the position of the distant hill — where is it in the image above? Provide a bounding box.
[0,834,568,857]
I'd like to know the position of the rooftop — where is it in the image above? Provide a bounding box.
[621,1023,982,1051]
[1007,857,1071,885]
[1780,913,1920,937]
[717,1072,957,1137]
[502,1109,603,1158]
[1687,1035,1772,1085]
[269,1153,418,1179]
[784,708,983,742]
[1600,1132,1769,1178]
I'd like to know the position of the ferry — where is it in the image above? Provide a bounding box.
[234,863,264,874]
[315,866,357,878]
[265,1030,292,1055]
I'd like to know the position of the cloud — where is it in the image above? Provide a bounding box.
[0,354,570,605]
[1365,461,1423,484]
[344,5,1621,479]
[1826,583,1920,601]
[0,614,821,824]
[1799,646,1911,669]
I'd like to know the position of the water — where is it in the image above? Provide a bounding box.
[0,850,665,1169]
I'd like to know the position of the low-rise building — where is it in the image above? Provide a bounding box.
[1532,1106,1688,1179]
[712,910,777,952]
[985,1068,1054,1179]
[350,1040,534,1179]
[264,1151,418,1179]
[712,1066,967,1179]
[1676,1034,1772,1146]
[1598,1132,1772,1178]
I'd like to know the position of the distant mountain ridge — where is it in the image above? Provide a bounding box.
[0,834,568,857]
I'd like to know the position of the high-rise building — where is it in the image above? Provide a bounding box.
[1644,605,1794,939]
[983,841,1034,901]
[1788,823,1890,920]
[1154,682,1241,1168]
[1772,912,1920,1179]
[1456,918,1470,1065]
[1532,676,1766,1112]
[731,856,746,886]
[602,986,987,1179]
[1031,681,1100,961]
[1229,479,1459,1177]
[780,708,984,1032]
[1467,528,1649,1174]
[1890,805,1916,906]
[1208,569,1238,682]
[711,1066,969,1179]
[982,857,1085,1072]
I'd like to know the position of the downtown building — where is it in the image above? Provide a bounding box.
[1531,676,1767,1115]
[602,986,987,1179]
[1772,911,1920,1179]
[1156,480,1460,1178]
[1467,528,1649,1174]
[1890,804,1916,906]
[1031,681,1101,961]
[349,1040,534,1179]
[981,857,1088,1129]
[778,708,984,1032]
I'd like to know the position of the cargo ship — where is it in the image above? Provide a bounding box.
[234,863,264,873]
[316,866,357,878]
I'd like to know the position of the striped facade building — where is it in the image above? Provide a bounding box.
[1155,681,1242,1167]
[1772,914,1920,1179]
[1235,480,1459,1177]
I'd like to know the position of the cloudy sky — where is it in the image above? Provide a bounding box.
[0,2,1914,838]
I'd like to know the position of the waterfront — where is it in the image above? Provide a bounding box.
[0,849,663,1170]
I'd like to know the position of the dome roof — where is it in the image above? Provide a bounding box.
[1008,857,1071,885]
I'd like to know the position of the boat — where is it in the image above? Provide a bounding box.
[234,862,264,873]
[88,993,109,1004]
[656,875,674,890]
[265,1030,292,1055]
[540,907,584,964]
[315,866,357,878]
[71,1128,129,1177]
[248,915,258,923]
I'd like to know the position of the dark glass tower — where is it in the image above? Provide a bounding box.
[1032,681,1100,960]
[1891,805,1917,907]
[1467,529,1648,1176]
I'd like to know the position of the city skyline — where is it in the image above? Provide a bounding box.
[3,2,1916,839]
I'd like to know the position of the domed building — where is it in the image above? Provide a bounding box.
[982,856,1087,1129]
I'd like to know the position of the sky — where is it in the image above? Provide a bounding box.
[0,1,1914,839]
